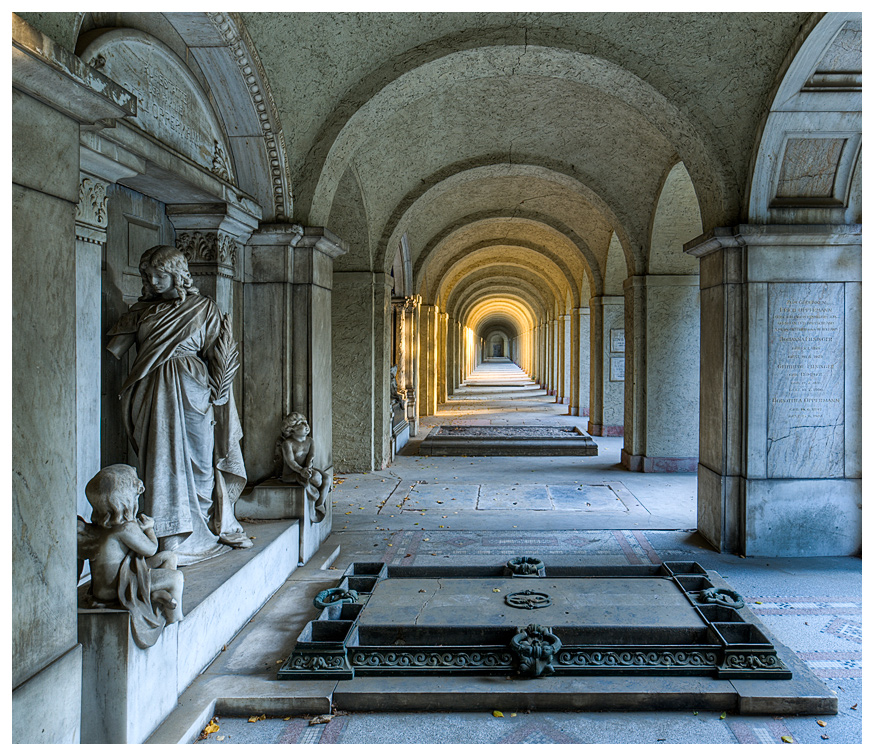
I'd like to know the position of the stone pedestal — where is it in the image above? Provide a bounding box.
[237,481,331,565]
[588,296,625,436]
[78,521,299,743]
[622,275,700,472]
[687,225,861,556]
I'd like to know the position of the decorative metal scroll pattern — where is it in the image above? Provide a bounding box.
[351,650,514,670]
[557,649,719,668]
[505,589,551,610]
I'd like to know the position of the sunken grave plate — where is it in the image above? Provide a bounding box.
[279,560,790,681]
[419,425,598,456]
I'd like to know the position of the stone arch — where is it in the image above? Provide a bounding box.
[378,162,632,281]
[76,12,293,221]
[648,162,703,275]
[305,44,731,234]
[747,12,861,225]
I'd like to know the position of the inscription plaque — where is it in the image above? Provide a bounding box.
[81,30,233,181]
[610,328,626,353]
[610,357,625,382]
[767,283,844,478]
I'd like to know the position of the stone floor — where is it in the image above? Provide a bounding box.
[181,362,862,745]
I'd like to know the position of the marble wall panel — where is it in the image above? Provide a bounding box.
[645,281,699,458]
[12,183,79,688]
[332,273,376,471]
[12,646,82,744]
[12,89,79,201]
[844,282,861,478]
[576,308,591,415]
[744,478,862,557]
[747,244,861,282]
[242,282,286,481]
[602,301,625,427]
[766,282,845,478]
[697,285,725,474]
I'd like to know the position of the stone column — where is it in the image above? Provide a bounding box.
[418,304,439,417]
[373,273,393,469]
[562,313,572,404]
[588,296,625,436]
[569,307,587,416]
[436,312,449,404]
[74,176,109,521]
[687,225,861,556]
[622,275,700,472]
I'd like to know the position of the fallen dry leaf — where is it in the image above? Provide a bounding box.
[781,735,794,743]
[202,718,220,735]
[850,703,858,710]
[492,710,504,718]
[719,712,727,720]
[816,720,826,727]
[309,714,334,725]
[248,714,266,723]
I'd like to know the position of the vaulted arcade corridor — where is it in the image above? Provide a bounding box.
[12,11,861,744]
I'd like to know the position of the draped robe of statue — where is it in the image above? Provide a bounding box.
[109,293,249,564]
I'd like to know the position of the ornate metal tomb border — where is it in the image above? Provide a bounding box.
[278,560,791,681]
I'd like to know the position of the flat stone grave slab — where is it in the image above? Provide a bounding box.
[477,484,553,510]
[548,484,628,512]
[278,560,837,714]
[419,425,598,456]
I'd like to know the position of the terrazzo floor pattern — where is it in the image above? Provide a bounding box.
[194,362,862,746]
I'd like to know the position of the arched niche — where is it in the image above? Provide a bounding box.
[748,12,861,225]
[80,29,233,182]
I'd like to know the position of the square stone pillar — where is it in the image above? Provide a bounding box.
[243,225,346,559]
[418,304,439,417]
[570,306,590,416]
[437,312,449,404]
[588,296,625,436]
[13,15,137,743]
[562,313,572,403]
[621,275,700,472]
[687,225,861,556]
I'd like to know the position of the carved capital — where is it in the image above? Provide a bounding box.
[176,230,238,267]
[76,176,109,230]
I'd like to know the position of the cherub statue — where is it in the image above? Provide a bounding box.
[277,412,330,523]
[77,464,184,648]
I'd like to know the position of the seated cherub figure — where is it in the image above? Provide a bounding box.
[77,465,184,645]
[278,412,331,522]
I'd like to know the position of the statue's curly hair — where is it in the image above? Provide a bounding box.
[280,412,310,436]
[85,464,144,527]
[138,245,198,302]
